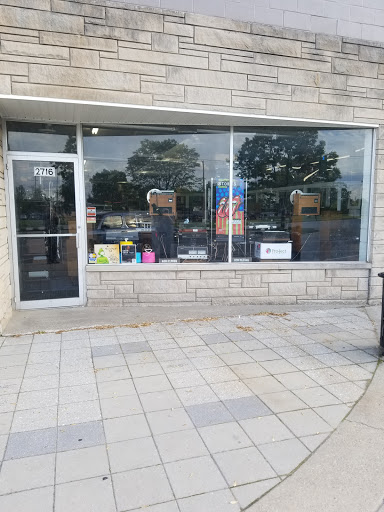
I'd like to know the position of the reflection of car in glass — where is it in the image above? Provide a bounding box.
[94,212,152,243]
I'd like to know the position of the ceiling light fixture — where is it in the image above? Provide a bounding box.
[91,128,99,135]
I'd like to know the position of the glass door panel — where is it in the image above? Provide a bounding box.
[11,159,80,304]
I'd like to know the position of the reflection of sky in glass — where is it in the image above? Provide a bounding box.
[83,128,230,198]
[233,128,372,184]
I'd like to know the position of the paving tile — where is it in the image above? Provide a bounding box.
[274,371,318,391]
[201,333,230,344]
[28,351,59,365]
[305,368,347,386]
[141,390,181,412]
[324,382,364,402]
[232,478,280,509]
[243,375,286,395]
[214,446,276,486]
[134,374,172,394]
[278,409,332,437]
[153,348,185,361]
[165,455,226,499]
[0,434,7,461]
[258,438,310,475]
[211,381,253,401]
[129,362,164,378]
[314,403,351,428]
[97,378,136,399]
[178,488,240,512]
[0,453,55,494]
[301,343,333,356]
[5,427,57,460]
[108,436,160,473]
[21,374,59,392]
[11,406,57,433]
[191,355,228,369]
[61,330,89,341]
[57,420,105,452]
[173,336,203,348]
[148,338,178,350]
[247,348,281,362]
[342,350,377,364]
[155,428,208,462]
[160,359,194,373]
[0,345,30,356]
[93,354,127,370]
[167,370,206,388]
[95,366,131,383]
[199,366,238,384]
[300,433,329,451]
[198,421,252,454]
[288,356,325,371]
[59,383,98,404]
[314,352,352,367]
[121,341,152,354]
[125,352,157,365]
[210,342,241,355]
[230,363,269,379]
[118,334,147,344]
[33,333,61,343]
[223,396,272,420]
[293,386,340,407]
[0,354,28,368]
[0,394,17,413]
[104,414,151,443]
[16,388,58,410]
[101,394,142,419]
[146,408,194,435]
[24,363,59,379]
[61,338,90,350]
[239,415,294,445]
[0,378,22,395]
[113,465,173,511]
[176,385,218,407]
[90,337,119,347]
[60,371,95,387]
[219,352,254,365]
[334,365,373,382]
[89,328,116,339]
[227,331,255,342]
[56,445,110,484]
[259,391,308,413]
[186,401,234,428]
[0,486,54,512]
[183,346,214,358]
[92,344,122,357]
[55,476,116,512]
[58,400,101,426]
[321,340,360,352]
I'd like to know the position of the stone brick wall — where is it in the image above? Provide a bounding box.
[0,123,12,332]
[121,0,384,43]
[0,0,384,306]
[86,264,370,306]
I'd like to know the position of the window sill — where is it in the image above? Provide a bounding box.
[86,261,371,272]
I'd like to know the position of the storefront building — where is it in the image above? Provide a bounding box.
[0,0,384,332]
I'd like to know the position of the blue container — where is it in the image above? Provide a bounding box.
[136,252,142,263]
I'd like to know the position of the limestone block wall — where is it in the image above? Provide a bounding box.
[86,265,370,306]
[0,0,383,306]
[0,123,12,333]
[122,0,384,44]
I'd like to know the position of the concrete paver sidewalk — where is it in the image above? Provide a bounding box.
[0,306,379,511]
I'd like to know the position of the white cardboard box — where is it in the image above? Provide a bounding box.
[255,241,292,260]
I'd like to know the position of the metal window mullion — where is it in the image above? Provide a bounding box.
[228,126,234,264]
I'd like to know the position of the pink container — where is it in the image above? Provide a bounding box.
[142,251,155,263]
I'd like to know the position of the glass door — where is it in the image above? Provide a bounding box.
[8,156,84,308]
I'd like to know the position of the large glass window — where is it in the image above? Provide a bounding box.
[233,127,373,262]
[83,126,230,264]
[83,124,373,265]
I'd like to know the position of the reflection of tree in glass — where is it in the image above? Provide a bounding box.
[235,130,340,187]
[88,169,145,211]
[58,135,77,214]
[126,139,200,191]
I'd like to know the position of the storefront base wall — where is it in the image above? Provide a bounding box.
[86,264,370,307]
[0,122,12,333]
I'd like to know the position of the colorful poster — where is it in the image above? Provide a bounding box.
[216,179,245,241]
[94,244,120,264]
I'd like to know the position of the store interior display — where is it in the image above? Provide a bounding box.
[83,125,372,264]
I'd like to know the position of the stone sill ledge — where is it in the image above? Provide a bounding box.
[86,262,372,272]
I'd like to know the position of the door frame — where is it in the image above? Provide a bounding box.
[7,153,86,309]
